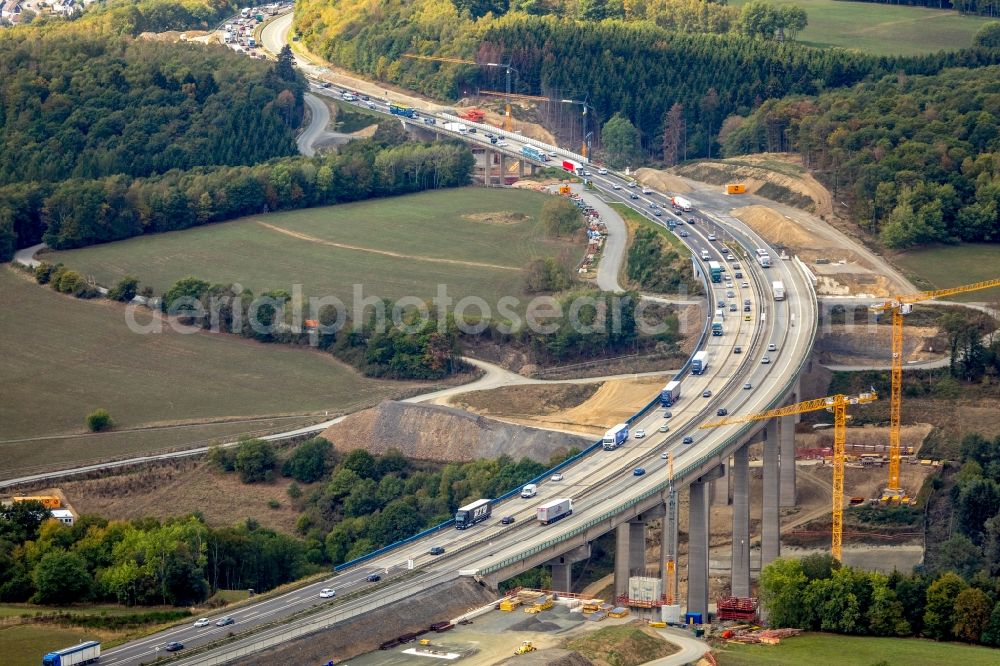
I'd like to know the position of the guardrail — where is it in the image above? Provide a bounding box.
[439,113,587,165]
[481,236,816,577]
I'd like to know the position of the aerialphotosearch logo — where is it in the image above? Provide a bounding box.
[123,283,689,340]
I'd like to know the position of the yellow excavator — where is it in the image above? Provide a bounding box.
[513,640,537,655]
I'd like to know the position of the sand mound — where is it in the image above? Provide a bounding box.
[634,168,692,193]
[319,400,591,463]
[731,205,814,248]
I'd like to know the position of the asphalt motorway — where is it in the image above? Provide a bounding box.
[100,172,813,665]
[99,17,816,664]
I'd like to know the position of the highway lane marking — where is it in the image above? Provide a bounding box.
[256,221,520,271]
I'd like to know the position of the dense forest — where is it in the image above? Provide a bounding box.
[0,125,475,258]
[722,65,1000,246]
[0,441,564,605]
[0,31,303,187]
[296,0,1000,159]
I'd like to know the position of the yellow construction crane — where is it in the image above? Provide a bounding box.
[870,278,1000,500]
[665,451,676,606]
[700,390,878,560]
[403,54,518,131]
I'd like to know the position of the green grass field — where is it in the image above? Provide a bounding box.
[731,0,992,56]
[612,203,693,259]
[0,624,99,666]
[0,268,429,474]
[893,244,1000,300]
[45,188,573,311]
[717,632,1000,665]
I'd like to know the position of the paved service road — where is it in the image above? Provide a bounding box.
[297,93,329,156]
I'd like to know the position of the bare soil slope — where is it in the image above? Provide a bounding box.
[320,401,593,463]
[452,378,664,437]
[633,167,692,194]
[53,458,304,534]
[676,153,833,218]
[244,578,497,665]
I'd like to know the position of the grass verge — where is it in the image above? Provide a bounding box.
[893,244,1000,300]
[716,632,1000,665]
[730,0,993,56]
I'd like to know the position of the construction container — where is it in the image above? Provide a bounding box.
[726,183,747,194]
[685,612,703,625]
[628,576,663,606]
[662,605,681,624]
[608,607,629,618]
[13,495,61,509]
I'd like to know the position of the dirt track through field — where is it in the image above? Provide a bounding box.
[256,221,520,270]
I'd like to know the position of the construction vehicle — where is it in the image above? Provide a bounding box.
[701,389,878,560]
[514,640,537,655]
[402,55,518,131]
[558,184,571,195]
[726,183,747,194]
[870,278,1000,502]
[458,108,486,123]
[13,495,61,509]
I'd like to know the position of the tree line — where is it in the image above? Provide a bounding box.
[0,128,476,260]
[297,0,1000,160]
[0,30,304,189]
[760,554,1000,645]
[0,501,309,606]
[721,62,1000,247]
[845,0,1000,18]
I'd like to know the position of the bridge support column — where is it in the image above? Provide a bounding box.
[662,493,678,603]
[731,443,751,598]
[687,480,710,619]
[712,459,730,506]
[614,518,646,600]
[762,426,781,567]
[546,544,591,594]
[688,466,723,618]
[499,154,507,186]
[779,413,796,507]
[519,160,525,179]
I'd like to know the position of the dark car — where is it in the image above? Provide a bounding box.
[654,209,662,216]
[687,217,696,224]
[630,193,639,199]
[633,468,646,477]
[717,408,729,417]
[682,436,694,445]
[501,515,516,525]
[735,271,743,278]
[165,642,185,652]
[734,345,742,354]
[429,546,445,556]
[366,573,382,583]
[484,132,495,138]
[423,117,436,124]
[702,389,712,398]
[216,617,234,627]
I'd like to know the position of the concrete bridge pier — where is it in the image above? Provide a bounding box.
[688,466,724,618]
[779,379,800,507]
[762,426,780,567]
[547,544,591,593]
[731,443,751,597]
[662,491,678,600]
[614,518,647,598]
[712,459,730,506]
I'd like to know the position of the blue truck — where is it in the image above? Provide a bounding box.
[660,380,681,407]
[691,350,709,375]
[712,316,724,336]
[602,423,629,450]
[43,642,100,666]
[455,498,492,529]
[389,103,417,118]
[521,145,550,162]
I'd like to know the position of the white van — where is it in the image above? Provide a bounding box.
[701,250,711,261]
[520,484,538,499]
